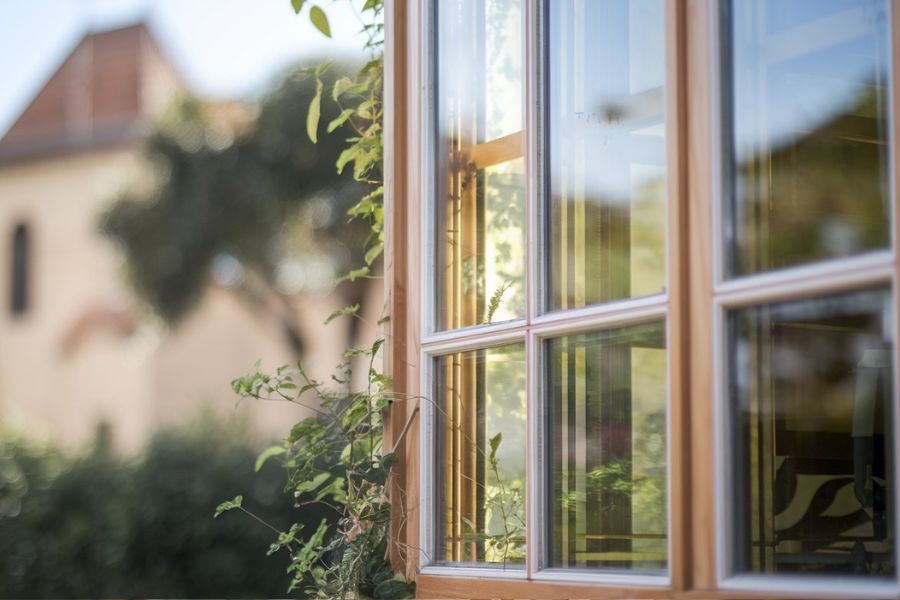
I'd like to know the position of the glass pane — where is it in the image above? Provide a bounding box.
[724,0,891,277]
[547,321,667,573]
[434,343,527,567]
[729,289,895,577]
[436,0,526,330]
[547,0,667,312]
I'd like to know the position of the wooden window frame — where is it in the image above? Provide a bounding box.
[383,0,900,598]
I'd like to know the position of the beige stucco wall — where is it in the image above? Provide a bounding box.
[0,147,366,452]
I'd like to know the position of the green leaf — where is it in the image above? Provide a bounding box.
[324,303,360,325]
[255,445,286,472]
[213,495,242,518]
[291,0,305,14]
[364,242,383,266]
[343,345,371,358]
[356,98,376,119]
[335,266,369,285]
[362,0,379,10]
[314,477,345,501]
[332,76,354,101]
[327,108,354,133]
[335,145,360,174]
[489,432,503,461]
[288,418,322,443]
[484,281,511,325]
[309,6,331,37]
[306,79,323,143]
[294,471,331,495]
[268,523,303,555]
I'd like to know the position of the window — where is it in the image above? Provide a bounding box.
[392,0,900,596]
[11,222,30,316]
[421,0,670,581]
[716,0,897,592]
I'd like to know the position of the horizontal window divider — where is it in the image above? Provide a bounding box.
[531,296,668,338]
[417,566,529,581]
[421,320,528,354]
[713,251,895,307]
[529,568,670,588]
[717,574,897,599]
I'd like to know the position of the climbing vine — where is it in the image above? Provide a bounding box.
[215,1,413,598]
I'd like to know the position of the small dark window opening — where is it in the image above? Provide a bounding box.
[11,223,30,316]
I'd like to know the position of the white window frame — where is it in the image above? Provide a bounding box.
[417,0,674,586]
[709,0,900,597]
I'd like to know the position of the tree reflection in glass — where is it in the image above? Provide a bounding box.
[724,0,891,277]
[435,0,525,331]
[547,321,667,573]
[434,344,527,567]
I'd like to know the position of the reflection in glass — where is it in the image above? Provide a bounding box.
[724,0,891,277]
[547,322,667,572]
[436,0,525,330]
[729,289,895,577]
[434,343,526,567]
[547,0,666,312]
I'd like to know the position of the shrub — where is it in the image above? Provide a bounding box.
[0,418,330,598]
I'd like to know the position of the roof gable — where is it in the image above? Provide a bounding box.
[0,23,182,164]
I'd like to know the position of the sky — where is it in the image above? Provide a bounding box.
[0,0,369,137]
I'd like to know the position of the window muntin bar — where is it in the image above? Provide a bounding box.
[722,0,892,278]
[546,0,667,313]
[727,287,895,578]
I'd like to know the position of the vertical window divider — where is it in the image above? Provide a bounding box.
[525,326,542,578]
[888,0,900,588]
[664,0,690,592]
[524,0,543,580]
[711,294,730,586]
[685,0,717,591]
[708,0,735,587]
[417,0,436,571]
[419,0,436,341]
[418,343,437,571]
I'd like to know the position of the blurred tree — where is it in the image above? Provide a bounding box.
[101,65,370,354]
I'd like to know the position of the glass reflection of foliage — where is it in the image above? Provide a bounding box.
[725,0,891,276]
[436,0,525,330]
[729,289,895,577]
[548,322,667,573]
[547,0,666,312]
[434,344,527,567]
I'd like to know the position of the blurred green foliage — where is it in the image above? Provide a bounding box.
[100,64,370,353]
[0,418,331,598]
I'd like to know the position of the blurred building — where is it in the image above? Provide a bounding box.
[0,23,351,451]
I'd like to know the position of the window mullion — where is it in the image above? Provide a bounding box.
[524,0,542,579]
[888,0,900,586]
[664,0,690,590]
